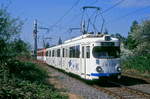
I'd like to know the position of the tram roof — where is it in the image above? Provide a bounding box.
[64,34,118,43]
[46,34,119,50]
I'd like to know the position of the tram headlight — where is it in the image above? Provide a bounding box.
[117,67,121,72]
[96,66,103,73]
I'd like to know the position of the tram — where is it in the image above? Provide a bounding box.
[37,34,121,80]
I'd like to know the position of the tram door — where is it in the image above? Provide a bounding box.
[81,45,90,79]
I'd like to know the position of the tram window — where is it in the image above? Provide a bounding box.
[41,52,43,56]
[46,51,48,56]
[55,50,57,57]
[37,52,39,56]
[82,47,84,58]
[52,50,54,57]
[66,49,68,57]
[49,50,51,57]
[38,52,40,56]
[92,46,120,58]
[57,49,60,57]
[73,47,76,57]
[75,45,80,58]
[69,47,73,58]
[86,46,90,58]
[69,46,75,58]
[62,48,65,57]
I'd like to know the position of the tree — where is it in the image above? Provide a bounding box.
[0,6,24,62]
[0,7,23,41]
[126,20,150,55]
[111,33,126,43]
[11,38,30,56]
[134,20,150,43]
[104,28,108,34]
[58,37,62,45]
[127,20,139,50]
[132,20,150,55]
[45,42,50,48]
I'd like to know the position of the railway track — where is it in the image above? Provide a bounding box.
[93,81,150,99]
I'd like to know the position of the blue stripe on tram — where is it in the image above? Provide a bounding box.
[91,73,120,77]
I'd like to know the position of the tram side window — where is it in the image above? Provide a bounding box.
[49,50,51,57]
[62,48,65,57]
[86,46,90,58]
[42,52,44,56]
[65,49,68,57]
[46,51,48,56]
[69,46,80,58]
[82,47,84,58]
[37,52,39,56]
[52,50,54,57]
[57,49,60,57]
[38,52,42,56]
[75,45,80,58]
[73,47,76,57]
[54,50,57,57]
[69,47,73,58]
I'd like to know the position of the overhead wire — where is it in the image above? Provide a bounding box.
[51,0,98,32]
[96,0,126,32]
[51,0,81,27]
[60,0,98,32]
[49,0,126,36]
[106,5,150,24]
[102,0,125,13]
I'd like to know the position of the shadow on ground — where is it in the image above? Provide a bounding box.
[92,75,150,87]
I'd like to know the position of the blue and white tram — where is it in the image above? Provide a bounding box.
[44,34,121,80]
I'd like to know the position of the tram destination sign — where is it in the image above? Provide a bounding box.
[101,42,115,46]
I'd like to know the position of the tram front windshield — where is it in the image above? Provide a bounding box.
[92,46,120,58]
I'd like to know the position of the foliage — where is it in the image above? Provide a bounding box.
[122,54,150,73]
[7,59,48,83]
[123,20,150,75]
[0,7,25,62]
[0,59,68,99]
[132,20,150,44]
[45,42,50,48]
[126,20,150,55]
[58,37,62,45]
[104,28,108,34]
[0,7,23,41]
[126,20,139,50]
[111,33,127,43]
[0,77,67,99]
[10,39,31,57]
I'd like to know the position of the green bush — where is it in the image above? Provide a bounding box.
[0,60,68,99]
[7,59,48,83]
[0,79,67,99]
[122,54,150,73]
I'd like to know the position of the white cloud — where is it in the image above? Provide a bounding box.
[113,0,150,8]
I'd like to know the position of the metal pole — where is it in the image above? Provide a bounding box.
[33,19,38,59]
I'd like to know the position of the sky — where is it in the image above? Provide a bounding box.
[0,0,150,48]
